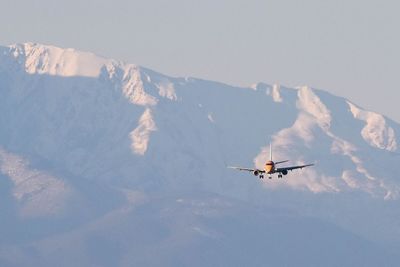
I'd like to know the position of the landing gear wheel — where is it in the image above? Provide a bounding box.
[268,176,272,179]
[259,175,264,179]
[278,174,282,178]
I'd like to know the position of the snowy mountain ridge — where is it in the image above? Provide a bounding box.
[1,42,400,266]
[1,42,399,200]
[6,42,108,77]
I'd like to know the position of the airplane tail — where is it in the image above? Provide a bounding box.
[269,143,272,161]
[269,142,288,164]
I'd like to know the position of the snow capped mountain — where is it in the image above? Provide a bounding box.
[4,43,108,77]
[1,43,400,266]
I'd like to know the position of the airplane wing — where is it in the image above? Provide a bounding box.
[276,164,314,172]
[227,166,265,173]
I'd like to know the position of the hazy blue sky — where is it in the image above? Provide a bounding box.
[1,0,399,121]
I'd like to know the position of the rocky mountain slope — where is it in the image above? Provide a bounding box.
[0,43,399,266]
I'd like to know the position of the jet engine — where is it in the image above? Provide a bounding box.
[253,170,259,176]
[282,170,288,175]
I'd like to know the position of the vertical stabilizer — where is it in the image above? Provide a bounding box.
[269,142,272,161]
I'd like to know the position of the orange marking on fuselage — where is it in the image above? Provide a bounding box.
[265,160,275,174]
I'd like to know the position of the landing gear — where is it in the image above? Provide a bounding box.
[259,175,264,179]
[268,176,272,179]
[278,174,282,178]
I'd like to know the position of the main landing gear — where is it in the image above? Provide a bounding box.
[260,175,282,179]
[259,175,274,179]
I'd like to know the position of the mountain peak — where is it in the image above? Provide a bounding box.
[6,42,110,77]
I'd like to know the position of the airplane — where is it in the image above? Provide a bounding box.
[228,143,314,179]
